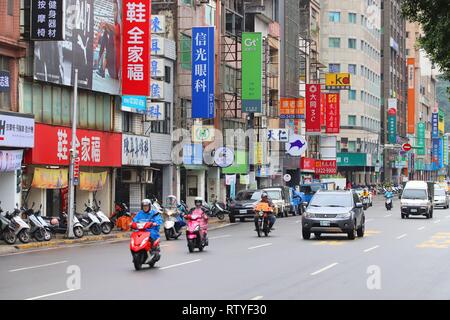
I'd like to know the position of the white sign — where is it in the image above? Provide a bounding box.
[150,58,164,78]
[283,174,291,182]
[214,147,234,168]
[192,125,215,142]
[122,134,151,166]
[225,174,236,186]
[0,113,35,148]
[285,134,307,157]
[151,36,165,56]
[150,80,164,99]
[0,150,23,172]
[388,98,397,110]
[145,102,165,121]
[151,15,165,34]
[320,136,337,160]
[267,129,289,142]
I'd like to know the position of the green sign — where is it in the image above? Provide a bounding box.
[444,135,449,165]
[242,32,262,113]
[337,153,367,167]
[222,150,249,174]
[387,114,396,144]
[416,122,426,155]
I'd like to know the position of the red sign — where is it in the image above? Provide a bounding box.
[320,93,325,127]
[402,143,412,152]
[325,93,340,134]
[24,124,122,167]
[73,157,80,179]
[315,160,337,175]
[306,84,321,133]
[301,157,316,172]
[122,0,151,96]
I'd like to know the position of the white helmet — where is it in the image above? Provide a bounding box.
[194,197,203,205]
[142,199,151,206]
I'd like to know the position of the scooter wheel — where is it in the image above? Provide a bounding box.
[187,240,195,253]
[90,224,101,235]
[101,222,112,234]
[44,230,52,241]
[74,226,84,238]
[34,229,46,242]
[3,230,16,245]
[18,230,30,243]
[164,229,171,241]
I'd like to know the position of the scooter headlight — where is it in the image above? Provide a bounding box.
[194,225,200,232]
[166,210,173,216]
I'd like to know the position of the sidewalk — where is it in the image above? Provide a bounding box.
[0,217,230,255]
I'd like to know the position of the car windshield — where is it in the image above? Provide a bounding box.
[402,189,427,200]
[300,184,321,194]
[309,193,352,208]
[235,191,256,201]
[264,190,282,200]
[435,189,446,196]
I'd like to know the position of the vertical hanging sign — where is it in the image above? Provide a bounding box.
[407,58,415,134]
[192,26,215,118]
[416,122,426,155]
[306,84,321,134]
[387,98,397,144]
[432,112,439,138]
[242,32,262,113]
[443,135,449,166]
[325,93,340,134]
[122,0,151,96]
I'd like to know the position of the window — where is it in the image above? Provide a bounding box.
[329,37,341,48]
[122,112,132,133]
[348,64,357,75]
[329,64,341,73]
[348,12,357,24]
[164,66,171,84]
[150,102,171,134]
[406,31,409,38]
[205,5,216,26]
[348,38,357,49]
[180,34,191,70]
[328,11,341,22]
[348,141,356,152]
[181,0,192,5]
[8,0,13,16]
[348,90,356,100]
[348,115,356,126]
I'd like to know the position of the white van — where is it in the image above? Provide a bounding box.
[400,181,434,219]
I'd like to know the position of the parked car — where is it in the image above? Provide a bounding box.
[301,190,365,240]
[433,187,449,209]
[262,186,294,217]
[228,189,261,223]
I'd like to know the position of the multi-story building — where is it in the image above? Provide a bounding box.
[320,0,382,185]
[381,0,408,183]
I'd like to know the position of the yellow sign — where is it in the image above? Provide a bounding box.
[80,171,108,191]
[325,73,351,90]
[192,125,215,142]
[32,168,68,189]
[255,142,263,165]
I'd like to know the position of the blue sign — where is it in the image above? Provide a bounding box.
[121,96,147,113]
[151,16,163,33]
[439,137,444,169]
[432,138,440,170]
[183,144,203,165]
[0,71,10,92]
[432,113,439,138]
[192,26,215,119]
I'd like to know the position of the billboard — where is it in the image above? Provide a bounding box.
[325,93,340,134]
[279,98,304,119]
[242,32,262,113]
[305,84,321,133]
[191,26,215,118]
[34,0,122,95]
[416,122,426,155]
[325,73,351,90]
[31,0,65,40]
[407,58,415,134]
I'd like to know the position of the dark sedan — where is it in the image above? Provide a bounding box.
[301,190,365,240]
[228,189,263,223]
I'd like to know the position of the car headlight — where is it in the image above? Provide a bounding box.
[303,211,314,218]
[336,212,351,219]
[421,206,428,209]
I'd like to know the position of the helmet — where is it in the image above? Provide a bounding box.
[142,199,151,206]
[261,192,268,199]
[194,197,203,205]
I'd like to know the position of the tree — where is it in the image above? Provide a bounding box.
[401,0,450,81]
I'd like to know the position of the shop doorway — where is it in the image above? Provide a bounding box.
[46,189,61,217]
[145,169,162,201]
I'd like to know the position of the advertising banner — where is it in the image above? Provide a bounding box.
[432,112,439,138]
[242,32,262,113]
[305,84,321,133]
[0,150,23,172]
[121,95,147,113]
[443,135,449,165]
[300,157,316,172]
[432,138,440,168]
[387,113,396,144]
[122,134,151,166]
[314,160,337,175]
[439,110,445,136]
[32,167,68,189]
[320,93,325,127]
[279,98,304,119]
[416,122,426,155]
[407,58,415,134]
[34,0,121,95]
[79,171,108,191]
[325,73,351,90]
[31,0,64,40]
[325,93,340,134]
[25,124,122,167]
[0,112,35,148]
[192,26,215,118]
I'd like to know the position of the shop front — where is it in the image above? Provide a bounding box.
[24,123,121,217]
[336,152,376,185]
[300,157,316,184]
[0,111,35,211]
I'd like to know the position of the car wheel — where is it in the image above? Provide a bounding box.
[401,214,405,219]
[302,229,311,240]
[229,215,236,223]
[314,232,321,239]
[348,222,356,240]
[357,221,365,238]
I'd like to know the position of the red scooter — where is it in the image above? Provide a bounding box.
[130,222,161,270]
[185,209,208,253]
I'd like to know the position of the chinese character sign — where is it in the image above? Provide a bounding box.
[31,0,64,40]
[432,138,440,169]
[192,26,215,119]
[387,106,397,144]
[443,135,449,166]
[151,15,165,34]
[314,160,337,175]
[0,71,10,93]
[122,0,151,96]
[416,122,426,155]
[122,134,151,166]
[432,112,439,138]
[325,93,340,134]
[242,33,262,113]
[306,84,321,133]
[146,102,165,120]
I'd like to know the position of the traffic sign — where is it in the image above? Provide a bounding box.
[402,143,412,152]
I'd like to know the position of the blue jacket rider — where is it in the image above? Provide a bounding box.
[133,199,163,243]
[384,188,393,199]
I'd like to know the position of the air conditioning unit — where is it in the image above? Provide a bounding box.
[141,169,154,184]
[122,169,139,183]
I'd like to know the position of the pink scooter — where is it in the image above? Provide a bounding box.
[185,208,209,253]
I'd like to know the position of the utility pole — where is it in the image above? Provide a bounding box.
[66,69,78,239]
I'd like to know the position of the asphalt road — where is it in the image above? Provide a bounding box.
[1,196,450,300]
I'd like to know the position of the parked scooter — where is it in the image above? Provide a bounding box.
[23,203,52,242]
[130,221,161,270]
[42,212,84,238]
[207,200,229,220]
[75,203,102,235]
[90,199,112,234]
[110,202,131,228]
[0,202,16,244]
[5,205,30,243]
[185,207,209,253]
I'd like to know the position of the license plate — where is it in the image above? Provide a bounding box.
[410,209,417,213]
[240,209,247,214]
[320,220,331,227]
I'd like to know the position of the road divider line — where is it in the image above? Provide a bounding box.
[248,243,272,250]
[26,288,78,300]
[209,235,231,240]
[251,296,264,300]
[396,234,407,240]
[434,220,441,224]
[160,259,201,270]
[384,214,392,217]
[9,260,68,273]
[418,226,425,230]
[310,262,339,276]
[363,245,379,253]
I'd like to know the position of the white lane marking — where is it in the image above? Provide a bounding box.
[212,223,232,229]
[248,243,272,250]
[160,244,169,248]
[160,259,201,270]
[365,219,374,222]
[396,234,407,240]
[295,220,302,224]
[208,235,231,240]
[251,296,263,300]
[384,214,392,217]
[9,260,68,273]
[364,245,379,253]
[434,220,441,224]
[418,226,425,230]
[310,262,339,276]
[26,288,78,300]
